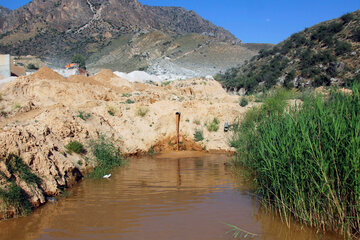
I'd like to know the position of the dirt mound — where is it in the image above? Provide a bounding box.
[171,78,228,98]
[29,67,66,81]
[67,75,90,82]
[91,69,119,82]
[152,135,204,152]
[91,69,133,89]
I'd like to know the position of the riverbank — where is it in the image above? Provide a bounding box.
[0,68,250,219]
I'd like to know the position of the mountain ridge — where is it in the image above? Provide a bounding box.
[0,0,270,77]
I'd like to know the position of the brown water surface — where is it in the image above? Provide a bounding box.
[0,152,340,240]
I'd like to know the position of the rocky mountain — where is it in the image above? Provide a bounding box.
[0,6,11,29]
[0,0,270,77]
[215,10,360,94]
[0,6,10,15]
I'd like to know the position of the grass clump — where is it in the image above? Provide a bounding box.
[14,103,21,109]
[136,107,149,117]
[122,93,132,97]
[0,182,32,216]
[5,154,41,185]
[125,99,135,104]
[161,81,171,86]
[193,119,201,125]
[65,141,85,154]
[87,136,126,178]
[107,106,116,116]
[193,129,204,142]
[239,97,248,107]
[206,117,220,132]
[77,111,91,121]
[231,86,360,238]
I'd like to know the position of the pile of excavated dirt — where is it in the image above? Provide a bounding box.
[0,68,255,218]
[29,67,66,81]
[91,69,133,89]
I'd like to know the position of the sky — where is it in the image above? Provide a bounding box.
[0,0,359,44]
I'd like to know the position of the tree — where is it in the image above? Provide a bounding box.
[71,54,86,69]
[284,70,295,89]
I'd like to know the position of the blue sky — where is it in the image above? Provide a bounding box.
[0,0,359,44]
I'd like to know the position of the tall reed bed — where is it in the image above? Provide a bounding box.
[232,87,360,238]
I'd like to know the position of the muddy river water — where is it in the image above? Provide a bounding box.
[0,152,340,240]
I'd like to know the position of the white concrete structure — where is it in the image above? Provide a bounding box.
[0,54,10,79]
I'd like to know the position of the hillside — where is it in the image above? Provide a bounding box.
[86,31,264,77]
[0,0,271,76]
[215,10,360,94]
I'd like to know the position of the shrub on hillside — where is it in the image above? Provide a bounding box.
[240,97,248,107]
[352,28,360,42]
[335,40,352,55]
[340,12,354,24]
[284,70,295,89]
[193,129,204,142]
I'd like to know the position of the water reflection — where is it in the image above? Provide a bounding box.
[0,152,340,240]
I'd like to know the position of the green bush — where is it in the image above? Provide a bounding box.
[207,118,220,132]
[239,97,248,107]
[0,182,32,216]
[193,129,204,142]
[335,40,352,55]
[352,28,360,42]
[311,22,344,42]
[284,70,295,89]
[340,12,354,24]
[231,86,360,238]
[71,54,86,69]
[313,74,331,87]
[87,136,126,178]
[65,141,85,154]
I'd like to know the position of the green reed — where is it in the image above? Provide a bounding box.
[232,86,360,238]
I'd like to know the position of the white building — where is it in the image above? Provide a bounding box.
[0,54,10,79]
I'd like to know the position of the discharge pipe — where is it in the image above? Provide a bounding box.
[176,112,181,151]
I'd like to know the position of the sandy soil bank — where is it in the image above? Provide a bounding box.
[0,67,252,217]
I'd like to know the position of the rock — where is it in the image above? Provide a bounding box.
[237,88,247,96]
[331,78,342,86]
[329,62,345,74]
